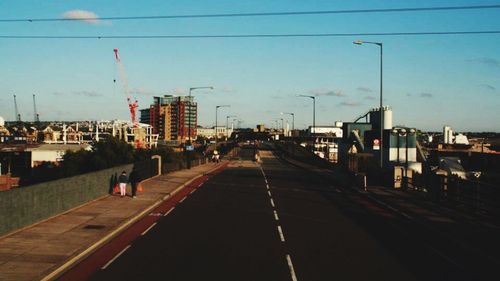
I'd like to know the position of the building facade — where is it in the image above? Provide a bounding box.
[140,95,197,143]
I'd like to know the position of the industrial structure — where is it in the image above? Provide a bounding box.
[337,106,420,187]
[13,95,21,122]
[32,94,40,123]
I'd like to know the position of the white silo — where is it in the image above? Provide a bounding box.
[369,106,393,129]
[443,126,454,144]
[383,107,393,130]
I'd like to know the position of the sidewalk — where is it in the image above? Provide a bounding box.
[0,162,225,281]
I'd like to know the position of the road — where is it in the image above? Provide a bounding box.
[64,144,499,281]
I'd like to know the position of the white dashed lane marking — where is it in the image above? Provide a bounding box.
[286,254,298,281]
[141,222,157,236]
[164,207,175,216]
[277,225,285,242]
[260,164,298,281]
[101,245,131,270]
[270,198,275,208]
[273,210,280,221]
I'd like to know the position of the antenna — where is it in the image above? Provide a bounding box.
[33,94,40,123]
[13,94,21,122]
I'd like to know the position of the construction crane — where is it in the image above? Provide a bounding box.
[13,94,21,122]
[33,94,40,123]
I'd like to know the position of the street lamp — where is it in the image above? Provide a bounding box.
[187,86,213,145]
[186,86,213,169]
[281,112,294,136]
[298,95,315,136]
[226,115,236,139]
[353,40,384,167]
[215,105,230,154]
[232,118,238,130]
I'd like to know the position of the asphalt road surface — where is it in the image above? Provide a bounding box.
[76,145,499,281]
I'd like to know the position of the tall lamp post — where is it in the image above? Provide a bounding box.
[299,95,315,136]
[215,105,230,154]
[186,86,213,169]
[187,86,213,145]
[226,115,236,139]
[353,40,384,167]
[281,112,294,136]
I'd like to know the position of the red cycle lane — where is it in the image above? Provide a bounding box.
[57,163,228,281]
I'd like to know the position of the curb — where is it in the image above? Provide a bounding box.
[41,162,227,281]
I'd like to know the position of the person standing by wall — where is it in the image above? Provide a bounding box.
[129,168,139,198]
[118,171,128,198]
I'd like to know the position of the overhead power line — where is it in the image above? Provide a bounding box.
[1,31,500,39]
[1,4,500,22]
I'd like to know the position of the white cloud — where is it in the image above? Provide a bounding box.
[73,90,102,97]
[480,84,496,91]
[62,10,100,25]
[340,101,362,107]
[308,89,345,97]
[130,88,157,96]
[469,57,500,68]
[219,86,237,93]
[172,88,187,95]
[357,87,374,93]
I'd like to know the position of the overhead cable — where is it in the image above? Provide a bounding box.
[1,4,500,22]
[1,30,500,39]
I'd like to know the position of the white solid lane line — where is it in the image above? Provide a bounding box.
[164,207,175,216]
[277,225,285,242]
[286,254,298,281]
[101,245,131,270]
[141,222,157,236]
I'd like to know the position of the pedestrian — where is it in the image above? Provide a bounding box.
[118,171,128,197]
[129,168,139,198]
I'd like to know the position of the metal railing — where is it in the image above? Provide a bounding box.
[412,172,500,216]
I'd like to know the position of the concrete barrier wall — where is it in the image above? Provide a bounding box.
[0,164,133,237]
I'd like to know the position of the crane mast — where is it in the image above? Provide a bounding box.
[13,94,21,122]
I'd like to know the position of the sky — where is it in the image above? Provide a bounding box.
[1,0,499,132]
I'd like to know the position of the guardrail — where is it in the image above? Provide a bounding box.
[412,172,500,216]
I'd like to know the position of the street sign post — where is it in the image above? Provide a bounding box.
[373,139,380,150]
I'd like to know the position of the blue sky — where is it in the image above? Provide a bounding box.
[1,0,499,132]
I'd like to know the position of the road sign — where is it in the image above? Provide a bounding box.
[373,139,380,150]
